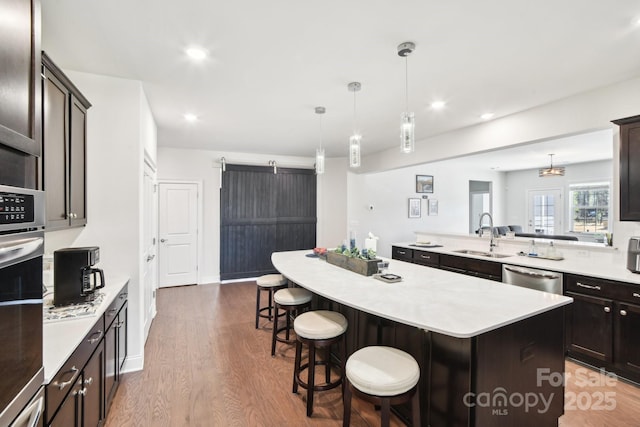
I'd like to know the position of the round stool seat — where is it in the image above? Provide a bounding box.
[294,310,348,340]
[257,274,287,288]
[346,346,420,396]
[274,288,312,306]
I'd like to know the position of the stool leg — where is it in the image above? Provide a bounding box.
[293,340,302,393]
[271,304,279,356]
[307,343,316,417]
[411,386,421,427]
[381,398,391,427]
[342,378,352,427]
[255,286,261,329]
[267,288,273,320]
[340,335,346,396]
[325,347,331,384]
[285,307,291,341]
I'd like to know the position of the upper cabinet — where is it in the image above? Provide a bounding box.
[0,0,41,157]
[612,115,640,221]
[42,52,91,229]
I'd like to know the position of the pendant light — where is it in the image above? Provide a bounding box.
[398,42,416,154]
[348,82,362,168]
[315,106,326,174]
[539,154,565,177]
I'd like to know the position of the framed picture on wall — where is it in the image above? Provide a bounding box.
[416,175,434,193]
[408,198,421,218]
[428,199,439,216]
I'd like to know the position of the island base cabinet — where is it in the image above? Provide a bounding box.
[428,307,565,427]
[614,302,640,377]
[565,292,613,362]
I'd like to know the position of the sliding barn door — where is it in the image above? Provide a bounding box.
[220,165,316,280]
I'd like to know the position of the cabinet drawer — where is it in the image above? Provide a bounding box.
[412,250,439,266]
[46,318,104,423]
[564,274,640,303]
[105,284,129,328]
[391,246,413,261]
[440,254,502,280]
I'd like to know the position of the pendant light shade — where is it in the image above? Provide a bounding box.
[539,154,565,177]
[398,42,416,154]
[348,82,362,168]
[315,106,325,174]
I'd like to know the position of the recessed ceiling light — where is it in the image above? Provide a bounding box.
[185,47,207,61]
[431,101,446,110]
[480,112,495,120]
[184,113,198,122]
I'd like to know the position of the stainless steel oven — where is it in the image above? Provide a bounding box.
[0,185,45,426]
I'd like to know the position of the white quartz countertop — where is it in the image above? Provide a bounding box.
[393,241,640,286]
[43,276,129,383]
[272,251,571,339]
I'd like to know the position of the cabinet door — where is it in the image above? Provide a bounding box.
[49,377,81,427]
[117,302,128,371]
[69,96,87,227]
[82,344,104,427]
[391,246,412,262]
[42,69,70,228]
[104,320,118,413]
[0,0,41,157]
[615,302,640,374]
[614,115,640,221]
[566,291,613,362]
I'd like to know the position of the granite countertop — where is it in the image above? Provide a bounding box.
[272,250,572,339]
[43,276,129,383]
[392,239,640,286]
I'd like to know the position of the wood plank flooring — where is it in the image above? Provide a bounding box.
[105,282,640,427]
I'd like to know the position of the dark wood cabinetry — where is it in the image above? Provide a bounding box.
[613,115,640,221]
[46,284,128,427]
[0,0,41,158]
[42,52,90,229]
[392,246,503,282]
[565,273,640,382]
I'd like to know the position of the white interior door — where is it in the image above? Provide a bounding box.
[158,182,198,287]
[142,163,158,341]
[527,189,563,234]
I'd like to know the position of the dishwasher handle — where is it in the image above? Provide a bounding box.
[503,265,561,280]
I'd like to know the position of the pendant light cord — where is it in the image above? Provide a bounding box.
[319,113,323,149]
[405,55,409,112]
[353,89,357,133]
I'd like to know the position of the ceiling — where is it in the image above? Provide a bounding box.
[41,1,640,159]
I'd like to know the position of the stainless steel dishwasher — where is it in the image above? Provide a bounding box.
[502,264,563,294]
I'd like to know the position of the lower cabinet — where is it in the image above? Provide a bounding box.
[46,284,128,426]
[565,273,640,383]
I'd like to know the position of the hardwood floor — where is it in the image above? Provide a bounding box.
[105,282,640,427]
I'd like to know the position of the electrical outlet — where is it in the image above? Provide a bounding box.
[576,250,589,257]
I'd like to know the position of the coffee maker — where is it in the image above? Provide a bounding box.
[53,247,105,306]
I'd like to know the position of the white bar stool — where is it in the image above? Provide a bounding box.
[255,274,287,329]
[271,287,312,356]
[293,310,348,417]
[343,346,421,427]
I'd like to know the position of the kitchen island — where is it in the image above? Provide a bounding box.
[272,250,573,427]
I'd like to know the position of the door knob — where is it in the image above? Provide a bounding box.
[160,238,167,243]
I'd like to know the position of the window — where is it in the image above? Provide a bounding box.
[569,182,610,233]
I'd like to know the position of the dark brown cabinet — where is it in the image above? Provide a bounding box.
[391,246,413,262]
[105,289,128,415]
[49,377,82,427]
[412,249,439,267]
[439,253,502,281]
[42,52,90,229]
[0,0,41,157]
[565,273,640,383]
[613,115,640,221]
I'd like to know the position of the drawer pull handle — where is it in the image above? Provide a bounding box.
[620,310,628,316]
[421,255,431,259]
[84,377,93,386]
[576,282,601,291]
[87,330,103,344]
[115,320,125,329]
[119,292,128,300]
[633,293,640,299]
[107,308,118,316]
[398,251,406,255]
[604,307,611,313]
[53,366,78,390]
[77,387,87,396]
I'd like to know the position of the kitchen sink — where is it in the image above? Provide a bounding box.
[453,249,512,258]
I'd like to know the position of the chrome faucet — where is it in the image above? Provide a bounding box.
[478,212,496,252]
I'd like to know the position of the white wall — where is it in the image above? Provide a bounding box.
[504,160,612,231]
[44,71,155,373]
[347,161,505,258]
[156,148,342,283]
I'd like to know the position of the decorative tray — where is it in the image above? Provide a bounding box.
[373,273,402,283]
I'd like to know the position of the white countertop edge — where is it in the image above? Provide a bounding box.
[272,251,572,339]
[43,276,130,383]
